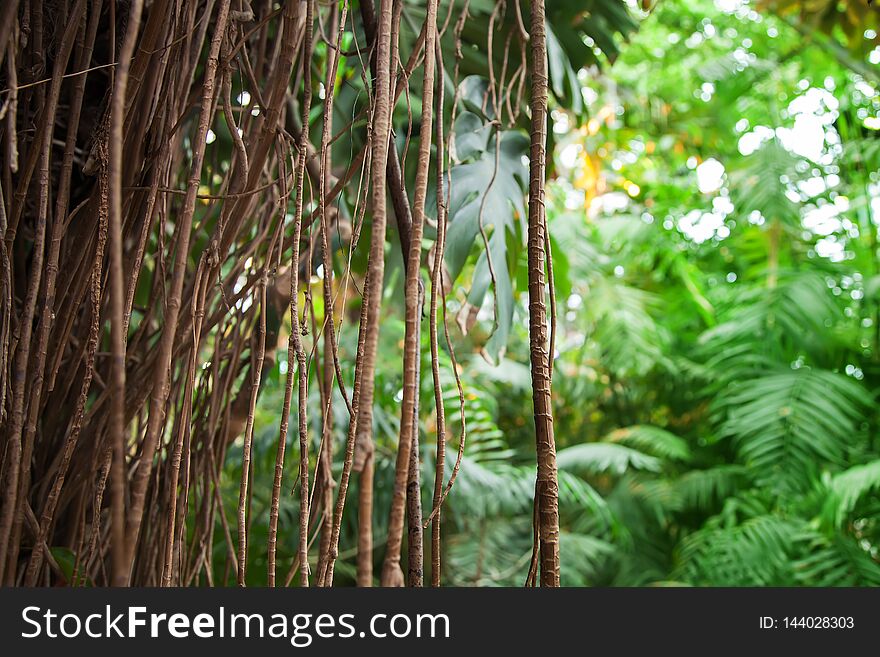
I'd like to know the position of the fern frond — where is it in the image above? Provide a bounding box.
[606,425,692,462]
[674,465,750,511]
[821,459,880,529]
[715,367,871,493]
[699,272,840,374]
[557,442,663,476]
[794,533,880,586]
[559,531,616,586]
[676,514,803,586]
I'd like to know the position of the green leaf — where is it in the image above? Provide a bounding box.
[605,425,693,462]
[677,514,803,586]
[715,368,872,494]
[557,442,663,476]
[452,111,492,162]
[795,532,880,587]
[546,23,583,115]
[821,459,880,529]
[674,465,750,511]
[446,120,529,363]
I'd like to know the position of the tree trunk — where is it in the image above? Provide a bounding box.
[319,0,396,587]
[526,0,560,588]
[380,0,437,587]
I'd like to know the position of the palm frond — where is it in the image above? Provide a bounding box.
[559,531,616,586]
[714,367,872,493]
[674,465,750,511]
[590,277,670,377]
[676,514,803,586]
[821,459,880,529]
[730,138,801,227]
[606,425,692,462]
[557,469,615,529]
[699,272,840,375]
[794,532,880,586]
[557,442,663,476]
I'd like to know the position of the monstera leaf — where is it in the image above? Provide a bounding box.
[444,0,636,116]
[445,105,529,364]
[547,23,584,115]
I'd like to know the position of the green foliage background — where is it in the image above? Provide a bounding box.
[215,0,880,586]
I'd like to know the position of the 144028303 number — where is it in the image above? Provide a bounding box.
[783,617,854,629]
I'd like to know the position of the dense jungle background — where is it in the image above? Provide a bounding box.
[0,0,879,587]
